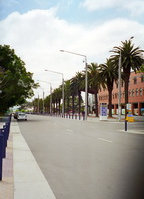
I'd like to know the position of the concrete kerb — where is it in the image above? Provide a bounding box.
[12,121,56,199]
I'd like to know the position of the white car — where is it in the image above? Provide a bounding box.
[17,113,27,121]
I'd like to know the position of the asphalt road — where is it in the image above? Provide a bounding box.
[18,115,144,199]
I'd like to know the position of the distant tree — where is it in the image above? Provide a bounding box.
[71,72,84,116]
[0,45,38,113]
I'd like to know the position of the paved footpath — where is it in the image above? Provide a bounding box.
[0,120,56,199]
[0,128,14,199]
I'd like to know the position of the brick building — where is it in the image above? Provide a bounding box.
[98,72,144,116]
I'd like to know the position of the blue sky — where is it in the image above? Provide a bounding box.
[0,0,144,97]
[1,0,144,24]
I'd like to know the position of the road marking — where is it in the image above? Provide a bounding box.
[98,138,112,143]
[66,129,73,133]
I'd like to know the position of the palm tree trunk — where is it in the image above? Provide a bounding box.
[58,100,61,114]
[67,97,70,113]
[56,99,58,114]
[72,94,75,115]
[94,90,98,117]
[108,88,112,117]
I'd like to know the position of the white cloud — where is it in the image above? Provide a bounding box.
[0,8,144,97]
[82,0,144,16]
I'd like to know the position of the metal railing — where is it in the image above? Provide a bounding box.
[0,115,11,181]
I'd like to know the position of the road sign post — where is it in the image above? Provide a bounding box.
[100,103,108,121]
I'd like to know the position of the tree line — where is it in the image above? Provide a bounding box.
[33,38,144,117]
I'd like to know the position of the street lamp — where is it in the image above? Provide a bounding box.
[118,36,134,121]
[60,49,88,120]
[118,51,121,121]
[44,69,64,117]
[37,80,52,115]
[37,87,45,114]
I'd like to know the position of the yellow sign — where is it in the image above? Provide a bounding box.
[126,115,134,122]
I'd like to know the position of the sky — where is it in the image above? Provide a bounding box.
[0,0,144,98]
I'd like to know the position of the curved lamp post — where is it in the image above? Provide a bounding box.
[60,50,88,120]
[37,80,52,115]
[45,69,64,117]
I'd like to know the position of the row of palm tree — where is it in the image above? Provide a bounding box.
[33,38,144,117]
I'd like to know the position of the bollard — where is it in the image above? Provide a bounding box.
[0,129,6,158]
[0,134,4,181]
[125,120,128,131]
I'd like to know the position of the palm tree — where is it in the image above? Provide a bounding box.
[111,39,144,113]
[100,58,118,117]
[70,78,77,115]
[71,72,84,116]
[64,80,71,113]
[88,63,101,117]
[44,96,50,113]
[53,87,62,114]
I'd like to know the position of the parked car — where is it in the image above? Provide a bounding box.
[14,112,27,121]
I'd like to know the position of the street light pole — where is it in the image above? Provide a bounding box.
[37,80,52,115]
[60,49,88,120]
[118,50,121,121]
[45,69,64,117]
[38,93,40,113]
[42,90,45,114]
[118,37,134,122]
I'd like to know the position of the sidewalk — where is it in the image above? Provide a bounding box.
[0,129,13,199]
[0,120,56,199]
[87,115,144,122]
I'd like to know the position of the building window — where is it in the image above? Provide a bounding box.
[132,89,135,96]
[140,88,143,96]
[141,75,144,82]
[136,88,139,96]
[133,77,137,84]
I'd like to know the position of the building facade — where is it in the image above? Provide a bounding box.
[98,72,144,116]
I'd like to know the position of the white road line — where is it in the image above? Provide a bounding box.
[98,138,112,143]
[66,129,73,132]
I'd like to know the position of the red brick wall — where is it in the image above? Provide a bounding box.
[98,72,144,105]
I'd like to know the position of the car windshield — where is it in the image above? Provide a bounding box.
[19,113,25,116]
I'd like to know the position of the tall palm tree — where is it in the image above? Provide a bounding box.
[64,80,71,113]
[111,39,144,112]
[70,78,77,115]
[100,58,118,117]
[44,95,50,113]
[88,63,101,117]
[71,72,84,116]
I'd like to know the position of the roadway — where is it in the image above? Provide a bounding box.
[18,115,144,199]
